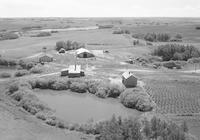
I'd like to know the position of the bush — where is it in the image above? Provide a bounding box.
[152,44,200,61]
[86,80,100,94]
[51,79,71,90]
[70,82,88,93]
[107,83,124,98]
[0,72,11,78]
[30,65,43,74]
[14,70,29,77]
[19,94,50,115]
[18,60,36,70]
[120,87,153,112]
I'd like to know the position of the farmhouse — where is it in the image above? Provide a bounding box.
[122,71,137,88]
[76,48,95,58]
[39,54,53,63]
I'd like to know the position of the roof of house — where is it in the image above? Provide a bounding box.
[76,48,92,55]
[122,71,136,79]
[68,65,81,73]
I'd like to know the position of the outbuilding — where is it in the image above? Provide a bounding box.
[76,48,95,58]
[122,71,137,88]
[68,65,84,78]
[39,54,53,63]
[58,48,66,53]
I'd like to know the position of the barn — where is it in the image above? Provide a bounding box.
[122,71,137,88]
[39,54,53,63]
[76,48,95,58]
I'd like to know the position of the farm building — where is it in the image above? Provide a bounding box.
[59,48,65,53]
[39,54,53,63]
[76,48,95,58]
[122,71,137,88]
[68,65,84,78]
[61,68,68,76]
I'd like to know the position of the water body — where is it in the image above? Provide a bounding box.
[30,26,99,33]
[35,90,141,123]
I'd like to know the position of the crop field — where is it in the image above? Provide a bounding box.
[145,79,200,114]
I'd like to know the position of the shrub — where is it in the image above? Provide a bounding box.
[120,87,153,112]
[70,82,88,93]
[19,94,50,115]
[18,60,36,70]
[86,80,100,94]
[30,65,43,74]
[107,83,124,98]
[14,70,29,77]
[51,79,71,90]
[95,83,110,98]
[152,44,200,61]
[0,72,11,78]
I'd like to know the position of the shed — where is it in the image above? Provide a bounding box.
[76,48,95,58]
[39,54,53,63]
[122,71,137,88]
[68,65,85,78]
[58,48,65,53]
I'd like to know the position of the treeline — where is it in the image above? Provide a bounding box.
[0,32,19,40]
[55,40,85,51]
[113,30,130,34]
[152,44,200,61]
[96,115,191,140]
[132,33,183,42]
[144,33,171,42]
[0,58,36,69]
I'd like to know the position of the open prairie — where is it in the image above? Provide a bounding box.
[0,18,200,139]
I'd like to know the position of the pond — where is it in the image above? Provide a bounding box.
[35,90,141,123]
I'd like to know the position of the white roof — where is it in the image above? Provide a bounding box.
[68,65,81,73]
[76,48,92,55]
[122,71,135,79]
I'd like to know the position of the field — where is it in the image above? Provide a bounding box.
[0,18,200,139]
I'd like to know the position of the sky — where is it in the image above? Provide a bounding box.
[0,0,200,17]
